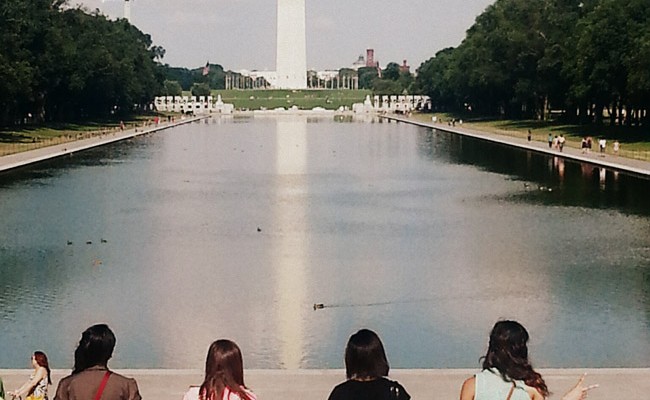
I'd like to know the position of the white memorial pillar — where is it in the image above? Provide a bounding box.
[123,0,131,21]
[276,0,307,89]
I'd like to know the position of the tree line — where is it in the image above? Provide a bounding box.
[160,63,414,97]
[0,0,165,127]
[414,0,650,126]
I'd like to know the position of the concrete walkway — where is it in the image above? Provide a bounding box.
[384,115,650,179]
[1,368,648,399]
[0,116,205,173]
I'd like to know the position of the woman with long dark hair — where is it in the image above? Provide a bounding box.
[327,329,410,400]
[9,351,51,400]
[183,340,256,400]
[460,320,597,400]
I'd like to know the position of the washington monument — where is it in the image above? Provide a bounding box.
[276,0,307,89]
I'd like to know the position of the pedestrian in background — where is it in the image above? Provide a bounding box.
[9,351,51,400]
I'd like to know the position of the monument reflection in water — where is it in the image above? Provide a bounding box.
[0,115,649,370]
[273,117,308,369]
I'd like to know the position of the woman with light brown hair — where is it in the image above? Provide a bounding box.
[183,340,256,400]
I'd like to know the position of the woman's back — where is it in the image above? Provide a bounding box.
[183,386,256,400]
[327,377,409,400]
[31,368,49,399]
[475,369,532,400]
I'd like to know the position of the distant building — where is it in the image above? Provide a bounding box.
[400,59,410,74]
[352,55,366,70]
[307,69,359,89]
[366,49,378,68]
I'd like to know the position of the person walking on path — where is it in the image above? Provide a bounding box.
[547,134,553,149]
[9,351,51,400]
[527,130,532,142]
[558,135,566,152]
[599,138,607,155]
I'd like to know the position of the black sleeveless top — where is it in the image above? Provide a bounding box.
[327,377,410,400]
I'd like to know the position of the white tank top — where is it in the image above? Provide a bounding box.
[475,368,532,400]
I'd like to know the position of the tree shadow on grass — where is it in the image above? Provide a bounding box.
[0,132,31,143]
[472,118,649,144]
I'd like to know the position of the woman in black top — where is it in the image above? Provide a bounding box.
[327,329,410,400]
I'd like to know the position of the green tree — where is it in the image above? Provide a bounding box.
[162,80,183,96]
[357,67,378,89]
[382,62,401,81]
[571,0,650,125]
[191,82,210,97]
[0,0,164,126]
[372,79,403,95]
[415,48,459,111]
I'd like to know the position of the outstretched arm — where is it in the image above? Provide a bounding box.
[561,374,599,400]
[11,367,47,398]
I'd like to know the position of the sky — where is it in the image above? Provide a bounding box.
[73,0,495,72]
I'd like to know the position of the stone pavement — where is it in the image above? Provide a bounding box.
[384,115,650,179]
[1,368,649,399]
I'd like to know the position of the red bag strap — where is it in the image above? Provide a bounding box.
[93,371,112,400]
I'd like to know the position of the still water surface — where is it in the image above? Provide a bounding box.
[1,115,649,369]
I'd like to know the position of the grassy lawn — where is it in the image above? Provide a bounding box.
[413,113,650,160]
[182,89,372,110]
[0,116,155,156]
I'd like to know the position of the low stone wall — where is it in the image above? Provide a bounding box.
[1,368,648,399]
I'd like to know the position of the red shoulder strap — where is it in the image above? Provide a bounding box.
[94,371,112,400]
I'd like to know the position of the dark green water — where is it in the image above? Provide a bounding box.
[1,115,649,369]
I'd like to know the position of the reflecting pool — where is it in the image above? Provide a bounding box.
[1,115,649,369]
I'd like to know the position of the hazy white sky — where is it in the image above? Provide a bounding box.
[73,0,494,71]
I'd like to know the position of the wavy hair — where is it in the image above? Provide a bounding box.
[33,351,52,385]
[199,340,253,400]
[481,320,549,397]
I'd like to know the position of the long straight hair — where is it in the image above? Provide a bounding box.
[199,340,253,400]
[33,351,52,385]
[481,320,549,397]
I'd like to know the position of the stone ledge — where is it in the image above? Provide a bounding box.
[2,368,648,399]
